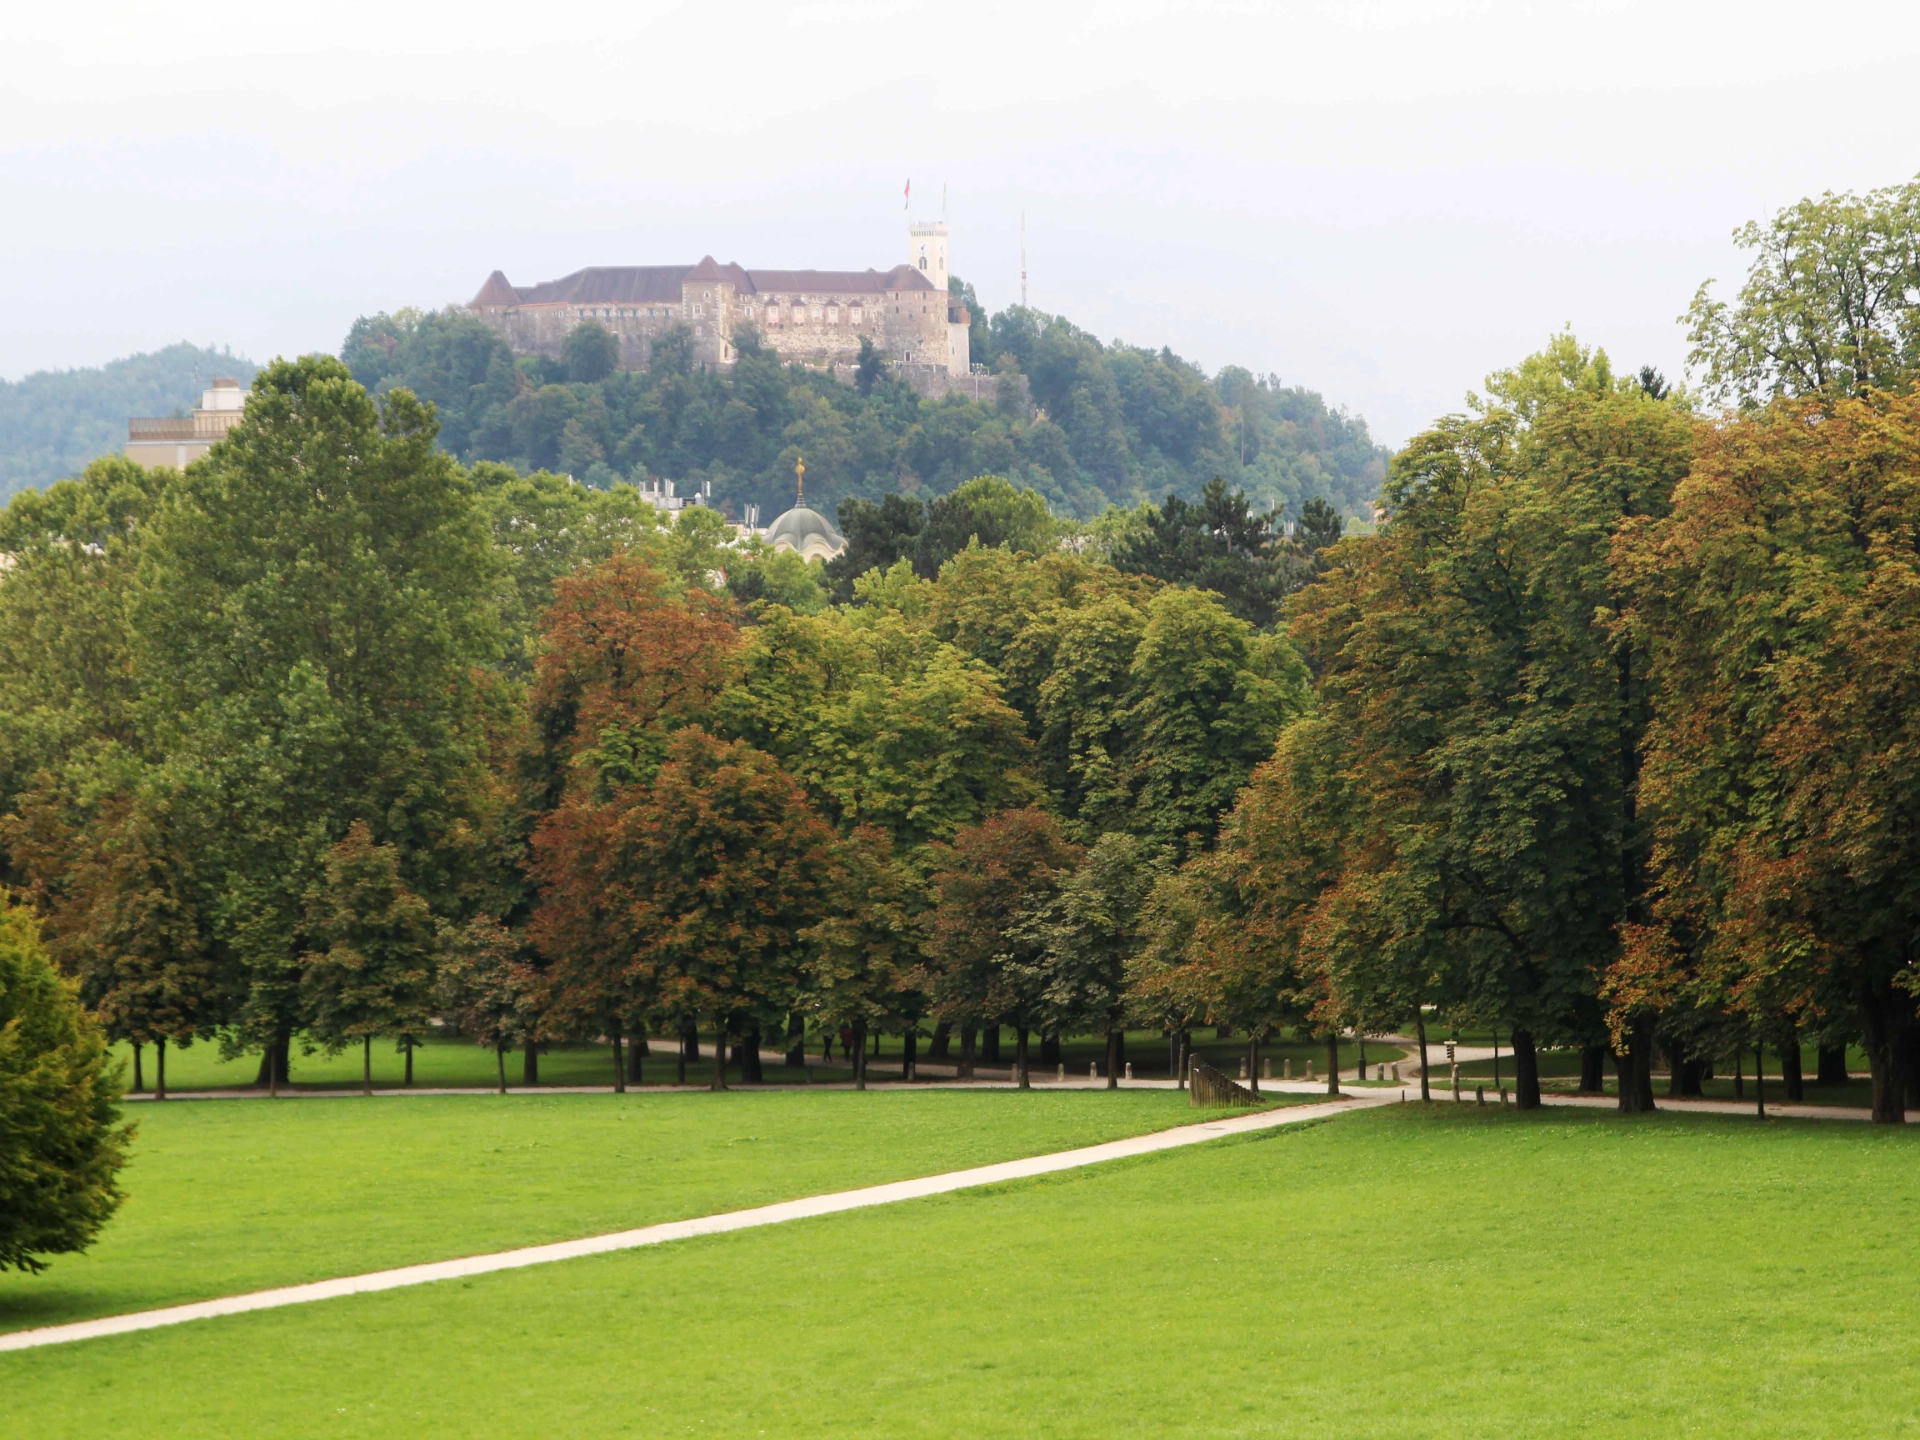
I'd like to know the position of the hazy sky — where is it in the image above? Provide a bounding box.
[7,0,1920,445]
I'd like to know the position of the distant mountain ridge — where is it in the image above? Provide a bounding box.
[0,343,257,501]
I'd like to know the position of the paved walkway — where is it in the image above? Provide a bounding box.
[1,1091,1392,1354]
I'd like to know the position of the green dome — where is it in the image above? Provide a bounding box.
[764,505,846,560]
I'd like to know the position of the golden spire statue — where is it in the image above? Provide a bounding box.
[795,455,805,507]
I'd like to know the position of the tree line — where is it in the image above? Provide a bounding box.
[0,350,1342,1146]
[1182,174,1920,1125]
[10,171,1920,1274]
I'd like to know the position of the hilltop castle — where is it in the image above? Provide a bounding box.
[469,222,971,380]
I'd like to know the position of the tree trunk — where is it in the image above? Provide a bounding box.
[262,1030,289,1097]
[981,1025,1000,1064]
[1679,1057,1704,1097]
[871,1028,882,1059]
[404,1036,414,1087]
[903,1026,918,1082]
[1326,1030,1340,1096]
[958,1024,976,1079]
[1755,1042,1766,1119]
[711,1020,729,1092]
[1417,1013,1431,1102]
[1511,1027,1540,1109]
[1865,1000,1918,1117]
[1579,1044,1606,1094]
[522,1039,539,1087]
[785,1013,806,1069]
[1177,1029,1190,1090]
[929,1020,952,1060]
[1615,1016,1656,1113]
[363,1035,373,1096]
[1733,1049,1744,1100]
[496,1044,507,1094]
[742,1021,764,1084]
[1666,1035,1687,1098]
[1781,1037,1805,1102]
[1106,1026,1120,1090]
[611,1028,626,1094]
[1816,1044,1849,1087]
[681,1021,696,1085]
[1016,1027,1030,1089]
[628,1032,646,1084]
[1041,1029,1061,1066]
[1488,1032,1496,1091]
[156,1037,167,1101]
[852,1017,867,1091]
[1900,1022,1920,1110]
[132,1041,144,1094]
[1359,1034,1368,1083]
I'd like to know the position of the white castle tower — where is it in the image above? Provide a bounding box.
[909,221,949,291]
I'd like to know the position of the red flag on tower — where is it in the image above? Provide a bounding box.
[903,178,911,210]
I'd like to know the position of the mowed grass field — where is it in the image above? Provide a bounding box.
[0,1089,1203,1335]
[8,1103,1919,1438]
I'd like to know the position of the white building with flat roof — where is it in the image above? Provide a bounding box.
[126,377,247,470]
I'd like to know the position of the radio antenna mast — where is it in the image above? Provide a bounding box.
[1020,212,1028,309]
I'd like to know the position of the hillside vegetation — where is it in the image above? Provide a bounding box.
[344,287,1387,523]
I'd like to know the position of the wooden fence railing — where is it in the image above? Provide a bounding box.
[1189,1059,1263,1108]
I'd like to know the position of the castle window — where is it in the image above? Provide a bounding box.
[826,307,838,324]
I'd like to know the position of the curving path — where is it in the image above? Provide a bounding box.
[1,1091,1394,1354]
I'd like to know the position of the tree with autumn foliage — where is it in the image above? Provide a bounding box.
[436,916,544,1093]
[532,728,834,1091]
[1616,389,1920,1123]
[518,550,745,1076]
[923,807,1083,1087]
[1286,336,1694,1109]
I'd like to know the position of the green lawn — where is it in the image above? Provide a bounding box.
[0,1088,1207,1336]
[10,1104,1918,1437]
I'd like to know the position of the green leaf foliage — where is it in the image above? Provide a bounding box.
[0,895,131,1273]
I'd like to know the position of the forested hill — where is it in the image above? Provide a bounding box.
[344,287,1388,523]
[0,343,257,502]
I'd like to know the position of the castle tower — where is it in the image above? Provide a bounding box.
[909,221,949,292]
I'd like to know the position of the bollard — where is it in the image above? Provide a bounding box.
[1090,1061,1099,1079]
[1451,1064,1460,1103]
[1500,1087,1508,1106]
[1262,1057,1272,1081]
[1305,1060,1315,1082]
[1124,1062,1133,1081]
[1476,1085,1485,1105]
[1400,1088,1407,1102]
[1239,1058,1248,1080]
[1392,1063,1401,1083]
[1283,1057,1293,1081]
[1057,1063,1065,1083]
